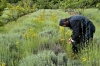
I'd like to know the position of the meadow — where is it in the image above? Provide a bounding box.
[0,8,100,66]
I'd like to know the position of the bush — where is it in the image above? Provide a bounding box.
[96,3,100,10]
[0,0,7,16]
[0,19,4,26]
[19,50,68,66]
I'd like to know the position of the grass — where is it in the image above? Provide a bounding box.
[0,9,100,66]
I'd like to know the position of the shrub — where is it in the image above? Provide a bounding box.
[96,3,100,10]
[0,19,4,26]
[0,0,7,16]
[19,50,68,66]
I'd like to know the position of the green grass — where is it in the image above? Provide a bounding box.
[0,9,100,66]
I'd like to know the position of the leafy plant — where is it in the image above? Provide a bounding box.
[96,3,100,10]
[0,19,4,26]
[19,50,68,66]
[0,0,7,16]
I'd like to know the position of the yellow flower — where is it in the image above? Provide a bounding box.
[23,34,28,38]
[51,14,56,17]
[83,57,87,61]
[59,26,64,33]
[65,30,71,35]
[29,32,33,35]
[29,28,32,31]
[59,38,65,41]
[16,41,19,45]
[32,33,37,37]
[1,62,6,66]
[61,38,65,41]
[29,27,34,31]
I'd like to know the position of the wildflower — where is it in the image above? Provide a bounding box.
[29,27,34,31]
[59,38,65,41]
[29,30,33,35]
[51,14,58,22]
[51,14,56,17]
[23,34,28,38]
[59,26,64,33]
[83,57,87,61]
[65,30,71,35]
[16,41,19,45]
[1,62,6,66]
[60,38,65,41]
[29,28,32,31]
[32,33,37,37]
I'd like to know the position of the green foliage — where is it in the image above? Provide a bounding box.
[78,41,100,66]
[0,19,4,26]
[36,0,50,9]
[0,9,100,66]
[0,1,37,25]
[7,0,21,3]
[19,50,67,66]
[34,0,61,9]
[96,3,100,10]
[34,0,99,9]
[59,0,100,9]
[0,9,66,66]
[0,0,7,16]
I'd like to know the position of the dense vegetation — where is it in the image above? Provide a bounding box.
[0,0,100,66]
[0,0,100,15]
[0,0,100,26]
